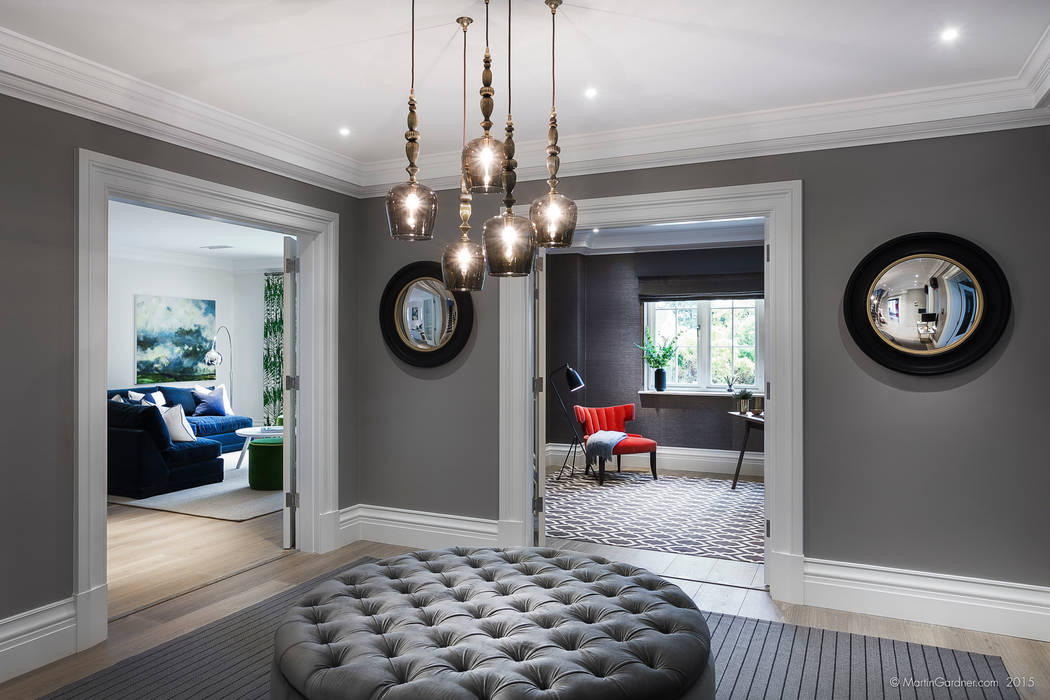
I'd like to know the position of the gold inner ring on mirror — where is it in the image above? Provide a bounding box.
[866,254,983,356]
[395,277,458,352]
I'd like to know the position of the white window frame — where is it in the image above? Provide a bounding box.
[643,298,764,392]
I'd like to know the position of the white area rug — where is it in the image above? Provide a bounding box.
[108,455,282,521]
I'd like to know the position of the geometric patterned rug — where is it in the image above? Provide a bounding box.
[545,471,765,563]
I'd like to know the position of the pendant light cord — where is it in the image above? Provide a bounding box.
[507,0,512,114]
[551,4,556,111]
[485,0,490,49]
[462,22,467,146]
[410,0,415,91]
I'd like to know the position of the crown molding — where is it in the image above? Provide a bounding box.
[2,23,1049,200]
[0,26,369,196]
[358,77,1050,197]
[1022,24,1050,107]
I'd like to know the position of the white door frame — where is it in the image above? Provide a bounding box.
[75,150,342,650]
[498,181,805,603]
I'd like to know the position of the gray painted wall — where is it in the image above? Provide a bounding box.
[350,194,502,519]
[363,127,1050,587]
[0,94,358,619]
[546,248,765,452]
[2,85,1047,629]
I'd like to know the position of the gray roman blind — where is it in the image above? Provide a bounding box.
[638,272,764,301]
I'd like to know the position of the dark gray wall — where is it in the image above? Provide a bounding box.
[546,248,765,452]
[370,127,1050,587]
[351,194,502,519]
[0,94,358,620]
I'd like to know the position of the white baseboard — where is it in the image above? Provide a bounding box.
[338,504,499,551]
[0,597,77,683]
[804,558,1050,642]
[546,442,764,477]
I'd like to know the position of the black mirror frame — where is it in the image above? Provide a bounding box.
[843,232,1010,375]
[379,261,474,368]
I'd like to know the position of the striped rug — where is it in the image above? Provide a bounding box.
[44,561,1017,699]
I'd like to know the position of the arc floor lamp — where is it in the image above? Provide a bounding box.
[549,363,584,479]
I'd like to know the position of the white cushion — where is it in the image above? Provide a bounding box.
[194,384,234,415]
[126,389,166,406]
[159,404,196,442]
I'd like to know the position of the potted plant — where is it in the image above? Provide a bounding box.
[732,388,753,414]
[636,328,682,391]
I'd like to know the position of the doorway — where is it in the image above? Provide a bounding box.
[74,151,340,651]
[499,182,804,605]
[104,199,294,619]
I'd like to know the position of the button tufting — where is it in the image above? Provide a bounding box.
[274,547,710,700]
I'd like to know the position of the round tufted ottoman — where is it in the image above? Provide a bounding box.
[272,547,715,700]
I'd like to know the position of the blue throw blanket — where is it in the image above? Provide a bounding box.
[585,430,628,462]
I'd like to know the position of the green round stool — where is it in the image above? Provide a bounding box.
[248,437,283,490]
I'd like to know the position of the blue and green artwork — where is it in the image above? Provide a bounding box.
[135,295,216,384]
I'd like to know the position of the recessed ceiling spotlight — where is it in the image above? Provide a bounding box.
[200,244,234,250]
[592,228,600,233]
[584,87,598,99]
[338,126,351,137]
[940,26,960,43]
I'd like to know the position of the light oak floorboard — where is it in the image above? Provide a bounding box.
[106,503,286,619]
[0,540,413,700]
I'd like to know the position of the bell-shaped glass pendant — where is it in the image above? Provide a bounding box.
[483,211,536,277]
[442,238,486,292]
[529,191,577,248]
[462,135,505,194]
[385,181,438,241]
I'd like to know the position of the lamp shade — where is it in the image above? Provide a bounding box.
[204,348,223,366]
[385,181,439,241]
[461,136,505,194]
[483,211,536,277]
[529,191,577,248]
[563,364,585,392]
[442,238,486,292]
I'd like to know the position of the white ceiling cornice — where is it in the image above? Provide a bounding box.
[2,24,1050,200]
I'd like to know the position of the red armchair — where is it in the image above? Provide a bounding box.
[573,404,657,485]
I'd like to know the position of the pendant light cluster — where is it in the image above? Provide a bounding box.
[386,0,578,287]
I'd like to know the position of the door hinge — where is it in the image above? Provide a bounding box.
[765,243,770,262]
[285,375,300,391]
[285,492,300,508]
[534,287,540,300]
[765,381,771,400]
[533,497,544,513]
[532,377,544,393]
[535,256,544,272]
[285,257,299,274]
[765,519,771,538]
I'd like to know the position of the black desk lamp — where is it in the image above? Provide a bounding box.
[550,363,585,479]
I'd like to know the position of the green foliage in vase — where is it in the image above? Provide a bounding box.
[263,273,284,425]
[732,388,753,400]
[635,327,683,370]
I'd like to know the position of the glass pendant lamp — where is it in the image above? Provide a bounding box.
[530,0,577,248]
[483,0,537,277]
[442,18,486,292]
[385,0,438,240]
[461,0,505,194]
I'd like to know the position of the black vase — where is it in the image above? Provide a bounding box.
[654,368,667,391]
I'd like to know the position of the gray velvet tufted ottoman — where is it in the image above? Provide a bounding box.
[272,547,715,699]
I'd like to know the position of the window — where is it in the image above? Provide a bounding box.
[643,298,763,391]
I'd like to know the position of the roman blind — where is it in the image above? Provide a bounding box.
[637,272,763,301]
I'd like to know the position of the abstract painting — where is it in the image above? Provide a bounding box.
[135,295,216,384]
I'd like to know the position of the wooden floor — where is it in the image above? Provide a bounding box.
[107,503,285,619]
[3,538,1048,699]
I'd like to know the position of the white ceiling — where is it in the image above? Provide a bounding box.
[108,200,288,269]
[1,1,1049,194]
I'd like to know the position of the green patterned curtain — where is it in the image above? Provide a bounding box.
[263,272,284,425]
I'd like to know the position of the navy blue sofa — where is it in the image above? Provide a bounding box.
[107,401,224,498]
[107,385,252,453]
